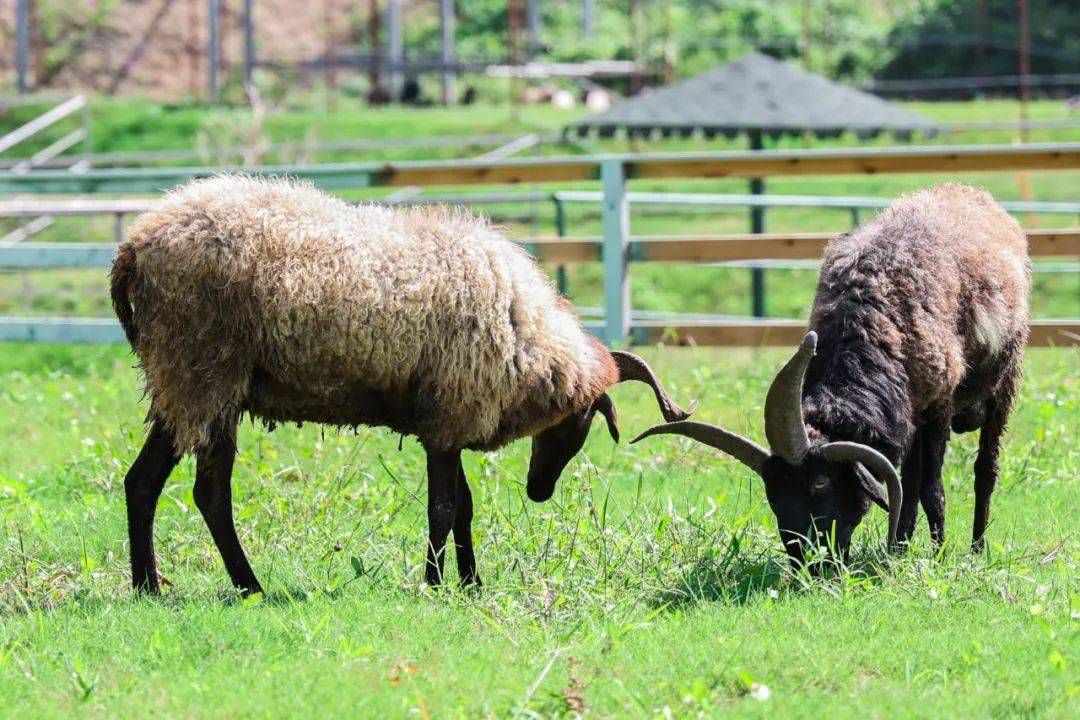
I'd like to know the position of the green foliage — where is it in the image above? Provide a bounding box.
[0,344,1076,716]
[33,0,118,86]
[879,0,1080,80]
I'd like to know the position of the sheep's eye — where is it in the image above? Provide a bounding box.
[810,478,830,494]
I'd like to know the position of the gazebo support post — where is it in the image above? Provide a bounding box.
[749,130,766,318]
[554,196,570,297]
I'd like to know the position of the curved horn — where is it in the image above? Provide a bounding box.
[611,351,697,422]
[819,441,902,549]
[763,331,816,464]
[631,421,768,477]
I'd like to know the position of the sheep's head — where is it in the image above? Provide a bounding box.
[631,332,902,566]
[526,352,696,502]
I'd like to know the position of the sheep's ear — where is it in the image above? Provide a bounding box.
[593,393,619,443]
[854,462,889,512]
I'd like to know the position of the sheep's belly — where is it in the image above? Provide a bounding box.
[245,371,420,437]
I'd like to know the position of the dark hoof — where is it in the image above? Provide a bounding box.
[238,584,265,598]
[132,579,161,596]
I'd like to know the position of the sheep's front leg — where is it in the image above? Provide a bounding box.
[424,447,460,586]
[895,428,923,546]
[193,421,263,595]
[453,461,481,587]
[125,419,181,594]
[920,409,951,548]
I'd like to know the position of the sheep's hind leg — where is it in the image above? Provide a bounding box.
[972,398,1009,552]
[453,461,481,587]
[125,419,181,594]
[920,407,951,548]
[895,428,923,547]
[193,418,263,595]
[424,447,460,586]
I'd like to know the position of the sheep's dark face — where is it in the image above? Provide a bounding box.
[630,332,902,566]
[762,454,886,567]
[526,396,619,502]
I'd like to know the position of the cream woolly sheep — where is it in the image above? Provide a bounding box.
[635,184,1030,563]
[110,175,693,594]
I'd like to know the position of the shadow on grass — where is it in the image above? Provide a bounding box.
[648,541,904,610]
[650,551,784,609]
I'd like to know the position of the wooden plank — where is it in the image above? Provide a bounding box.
[531,239,598,264]
[635,229,1079,262]
[2,142,1076,195]
[634,233,832,262]
[0,95,86,154]
[631,143,1080,181]
[376,160,597,187]
[0,199,157,217]
[634,320,1080,348]
[2,228,1073,270]
[1,317,1075,346]
[1027,229,1080,256]
[635,320,809,347]
[1027,320,1080,347]
[0,239,598,268]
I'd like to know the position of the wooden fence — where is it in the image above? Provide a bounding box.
[1,141,1078,347]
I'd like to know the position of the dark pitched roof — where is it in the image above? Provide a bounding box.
[569,52,936,140]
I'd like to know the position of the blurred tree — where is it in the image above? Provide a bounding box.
[877,0,1080,80]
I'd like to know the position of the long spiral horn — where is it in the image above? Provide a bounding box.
[763,331,816,464]
[631,420,768,477]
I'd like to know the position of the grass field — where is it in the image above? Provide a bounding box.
[1,96,1078,716]
[0,342,1076,718]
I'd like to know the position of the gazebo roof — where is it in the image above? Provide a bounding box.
[568,52,936,141]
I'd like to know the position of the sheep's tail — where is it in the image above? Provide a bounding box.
[110,242,139,347]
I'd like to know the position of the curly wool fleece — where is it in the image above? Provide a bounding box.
[117,175,616,452]
[803,183,1030,458]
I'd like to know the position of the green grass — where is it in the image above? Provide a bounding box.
[1,343,1076,717]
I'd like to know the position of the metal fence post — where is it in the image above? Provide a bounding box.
[244,0,255,88]
[387,0,403,102]
[601,159,630,346]
[15,0,30,93]
[849,207,861,228]
[208,0,220,103]
[439,0,455,105]
[554,196,569,297]
[582,0,594,38]
[527,0,541,57]
[749,130,766,318]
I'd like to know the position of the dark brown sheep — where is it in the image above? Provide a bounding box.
[634,184,1030,563]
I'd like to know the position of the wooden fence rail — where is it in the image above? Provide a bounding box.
[1,142,1078,195]
[5,229,1076,269]
[1,317,1076,347]
[1,141,1078,347]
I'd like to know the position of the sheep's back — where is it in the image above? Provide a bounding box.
[811,184,1030,409]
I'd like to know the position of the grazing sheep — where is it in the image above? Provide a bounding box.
[634,184,1030,563]
[111,175,694,594]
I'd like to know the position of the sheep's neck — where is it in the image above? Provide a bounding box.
[799,326,915,464]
